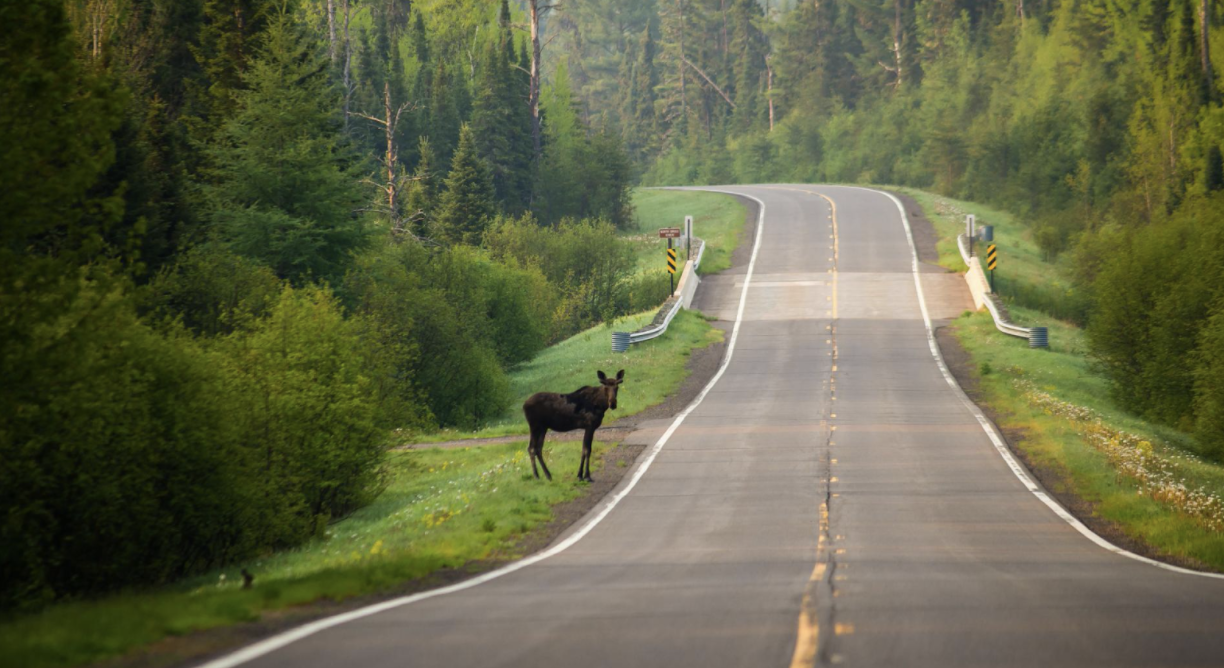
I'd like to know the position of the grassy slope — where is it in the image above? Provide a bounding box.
[411,188,744,444]
[631,188,746,275]
[901,188,1224,570]
[0,443,610,668]
[408,308,723,443]
[896,187,1087,323]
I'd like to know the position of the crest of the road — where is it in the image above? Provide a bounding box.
[197,186,1224,668]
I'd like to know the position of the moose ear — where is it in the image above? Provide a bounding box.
[597,370,607,381]
[616,369,625,381]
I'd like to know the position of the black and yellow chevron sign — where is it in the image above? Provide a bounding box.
[986,244,998,271]
[666,248,678,274]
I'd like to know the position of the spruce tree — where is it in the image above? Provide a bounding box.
[205,9,365,284]
[471,38,533,213]
[434,125,497,246]
[192,0,272,124]
[405,136,437,238]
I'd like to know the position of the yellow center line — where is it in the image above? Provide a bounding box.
[755,186,840,668]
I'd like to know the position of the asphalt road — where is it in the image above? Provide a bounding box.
[200,186,1224,668]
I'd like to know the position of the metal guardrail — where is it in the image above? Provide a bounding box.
[612,237,706,351]
[957,234,1047,347]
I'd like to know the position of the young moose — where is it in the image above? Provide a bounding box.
[522,370,625,482]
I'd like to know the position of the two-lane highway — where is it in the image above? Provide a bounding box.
[198,186,1224,668]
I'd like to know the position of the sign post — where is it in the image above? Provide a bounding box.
[660,228,681,294]
[986,244,998,291]
[966,215,976,257]
[684,215,693,260]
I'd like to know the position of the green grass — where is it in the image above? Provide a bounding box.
[0,442,611,668]
[404,308,724,444]
[951,307,1224,570]
[894,187,1088,323]
[632,188,747,275]
[899,185,1224,570]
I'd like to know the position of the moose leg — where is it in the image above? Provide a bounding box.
[528,426,543,479]
[535,431,553,481]
[580,429,595,482]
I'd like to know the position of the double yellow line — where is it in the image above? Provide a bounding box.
[755,186,839,668]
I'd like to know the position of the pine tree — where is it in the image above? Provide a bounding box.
[205,8,365,284]
[434,125,497,246]
[428,61,461,169]
[404,136,437,238]
[192,0,272,123]
[471,37,533,213]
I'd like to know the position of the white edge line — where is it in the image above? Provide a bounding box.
[195,193,771,668]
[846,184,1224,581]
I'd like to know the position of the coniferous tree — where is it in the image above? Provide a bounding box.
[192,0,273,123]
[205,9,366,284]
[434,124,497,246]
[471,35,533,212]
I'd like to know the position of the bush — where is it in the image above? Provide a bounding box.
[216,285,387,540]
[0,266,253,607]
[0,270,390,610]
[343,243,513,430]
[141,245,283,336]
[485,216,636,337]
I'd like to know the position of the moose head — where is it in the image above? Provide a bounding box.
[597,369,625,410]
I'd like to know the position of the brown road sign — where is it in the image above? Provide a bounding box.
[659,228,681,238]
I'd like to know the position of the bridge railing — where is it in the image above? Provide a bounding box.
[957,233,1047,347]
[612,237,705,351]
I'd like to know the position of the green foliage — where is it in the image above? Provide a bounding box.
[142,245,283,336]
[0,0,124,263]
[1089,194,1224,437]
[485,215,637,334]
[204,10,366,284]
[534,62,634,228]
[342,242,513,429]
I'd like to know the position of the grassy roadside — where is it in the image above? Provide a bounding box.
[902,188,1224,570]
[408,189,743,445]
[895,186,1088,323]
[0,442,614,668]
[631,188,747,275]
[404,308,723,444]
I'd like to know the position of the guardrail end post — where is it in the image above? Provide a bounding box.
[611,331,630,353]
[1028,326,1049,349]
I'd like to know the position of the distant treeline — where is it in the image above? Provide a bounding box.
[553,0,1224,458]
[0,0,649,610]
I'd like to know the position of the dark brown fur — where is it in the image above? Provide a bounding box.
[522,370,624,481]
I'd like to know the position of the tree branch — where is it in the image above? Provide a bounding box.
[681,55,735,108]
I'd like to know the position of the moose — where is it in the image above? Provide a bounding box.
[522,369,625,482]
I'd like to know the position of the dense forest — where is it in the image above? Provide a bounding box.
[548,0,1224,455]
[0,0,647,610]
[4,0,1224,611]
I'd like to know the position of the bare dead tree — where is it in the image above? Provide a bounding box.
[891,0,904,89]
[342,0,354,130]
[327,0,337,63]
[678,0,687,117]
[766,54,775,132]
[526,1,561,163]
[682,55,736,108]
[350,82,417,234]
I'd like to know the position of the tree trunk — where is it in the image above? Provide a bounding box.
[892,0,904,89]
[678,0,687,117]
[1203,0,1215,101]
[385,82,398,216]
[766,55,775,132]
[327,0,337,63]
[342,0,353,130]
[528,0,549,162]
